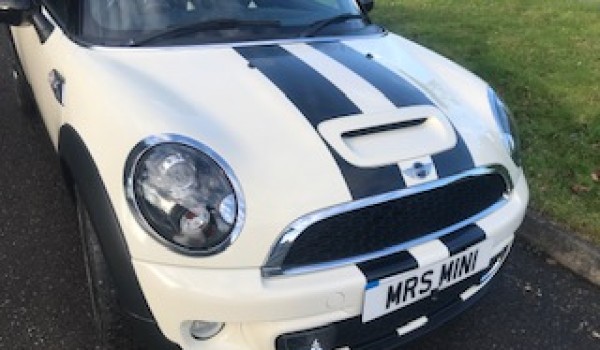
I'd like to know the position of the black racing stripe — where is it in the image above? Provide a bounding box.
[440,225,486,256]
[358,251,418,282]
[311,42,432,108]
[311,42,475,178]
[236,45,406,199]
[330,148,405,199]
[431,129,476,177]
[236,45,360,125]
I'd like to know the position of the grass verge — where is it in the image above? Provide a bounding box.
[372,0,600,243]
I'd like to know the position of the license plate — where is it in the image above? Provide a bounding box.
[362,241,492,323]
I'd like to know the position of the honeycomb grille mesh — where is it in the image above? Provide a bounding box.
[281,173,507,269]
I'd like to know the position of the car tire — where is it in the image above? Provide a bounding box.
[75,188,135,349]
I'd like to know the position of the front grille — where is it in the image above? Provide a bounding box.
[278,171,507,271]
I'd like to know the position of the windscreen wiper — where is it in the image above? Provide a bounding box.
[130,18,282,46]
[300,13,365,38]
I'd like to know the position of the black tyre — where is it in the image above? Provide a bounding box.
[75,189,135,349]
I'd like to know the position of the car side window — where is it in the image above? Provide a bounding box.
[43,0,84,35]
[43,0,69,23]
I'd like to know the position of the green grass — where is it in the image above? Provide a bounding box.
[371,0,600,243]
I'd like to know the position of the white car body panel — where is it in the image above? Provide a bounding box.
[13,24,522,267]
[134,172,528,347]
[8,4,529,348]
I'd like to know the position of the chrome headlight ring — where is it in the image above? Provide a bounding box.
[488,87,522,167]
[124,134,245,256]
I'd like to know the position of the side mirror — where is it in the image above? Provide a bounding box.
[358,0,374,13]
[0,0,32,26]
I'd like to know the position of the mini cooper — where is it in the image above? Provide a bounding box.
[1,0,529,349]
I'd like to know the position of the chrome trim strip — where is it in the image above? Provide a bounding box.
[263,165,512,277]
[480,242,513,284]
[124,134,246,256]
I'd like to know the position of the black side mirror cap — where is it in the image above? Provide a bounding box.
[0,0,32,26]
[358,0,374,12]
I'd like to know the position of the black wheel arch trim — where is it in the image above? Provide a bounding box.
[58,124,181,350]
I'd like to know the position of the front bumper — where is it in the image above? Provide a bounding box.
[275,244,510,350]
[132,173,528,350]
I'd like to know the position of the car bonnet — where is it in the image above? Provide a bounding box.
[81,35,513,266]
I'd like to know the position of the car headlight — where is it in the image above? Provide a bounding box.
[125,135,245,255]
[488,87,522,166]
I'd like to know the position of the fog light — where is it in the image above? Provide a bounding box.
[190,320,223,340]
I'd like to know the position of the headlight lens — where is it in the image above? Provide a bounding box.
[125,135,244,255]
[488,87,522,166]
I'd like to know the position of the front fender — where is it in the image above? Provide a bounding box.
[58,124,180,350]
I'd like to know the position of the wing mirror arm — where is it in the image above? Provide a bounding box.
[0,0,33,26]
[358,0,374,13]
[1,1,54,43]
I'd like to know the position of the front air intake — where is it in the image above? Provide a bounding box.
[263,166,511,276]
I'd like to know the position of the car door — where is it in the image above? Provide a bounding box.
[10,0,75,146]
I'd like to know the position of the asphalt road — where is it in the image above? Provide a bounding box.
[1,27,599,350]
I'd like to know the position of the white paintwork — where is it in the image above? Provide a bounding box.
[460,283,483,301]
[8,7,530,348]
[133,174,527,345]
[408,239,449,267]
[284,43,396,113]
[396,316,428,337]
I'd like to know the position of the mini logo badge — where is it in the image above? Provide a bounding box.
[405,161,433,179]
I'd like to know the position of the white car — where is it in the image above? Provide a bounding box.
[1,0,529,349]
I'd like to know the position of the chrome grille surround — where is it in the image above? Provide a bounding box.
[263,165,513,277]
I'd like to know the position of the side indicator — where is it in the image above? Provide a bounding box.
[48,69,64,105]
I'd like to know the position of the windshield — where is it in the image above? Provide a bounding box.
[81,0,379,46]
